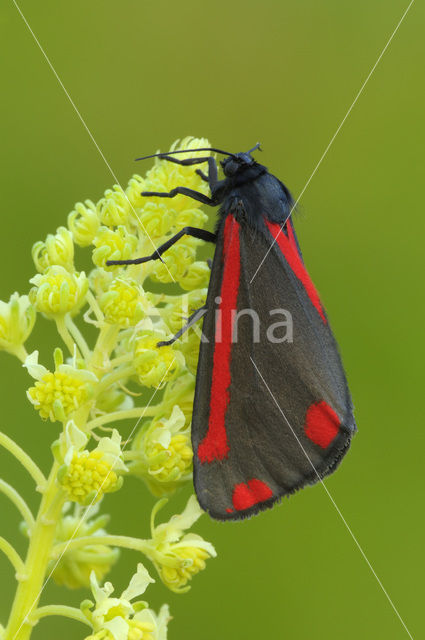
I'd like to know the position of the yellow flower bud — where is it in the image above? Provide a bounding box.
[27,368,93,421]
[89,268,114,297]
[174,207,208,230]
[149,433,192,480]
[161,372,196,426]
[150,238,198,284]
[99,278,146,327]
[59,450,121,505]
[143,137,212,213]
[54,424,127,503]
[92,226,138,269]
[97,185,131,227]
[84,628,156,640]
[147,495,216,593]
[51,503,119,589]
[127,621,155,640]
[161,289,207,335]
[32,226,75,273]
[158,545,211,593]
[25,350,97,422]
[29,266,88,317]
[68,200,100,247]
[81,565,164,640]
[130,406,192,496]
[178,261,210,291]
[137,202,175,239]
[84,632,111,640]
[179,329,201,375]
[126,173,146,209]
[133,334,183,388]
[0,293,36,357]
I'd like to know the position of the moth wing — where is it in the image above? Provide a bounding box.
[192,214,355,520]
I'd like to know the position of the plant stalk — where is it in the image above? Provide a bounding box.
[4,463,64,640]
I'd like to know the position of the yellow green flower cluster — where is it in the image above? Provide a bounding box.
[143,495,217,594]
[129,405,193,496]
[49,502,120,590]
[10,135,213,434]
[25,350,97,422]
[0,137,217,640]
[81,564,169,640]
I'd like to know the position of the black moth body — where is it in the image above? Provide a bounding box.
[108,146,356,521]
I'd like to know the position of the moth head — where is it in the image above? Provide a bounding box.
[221,148,259,177]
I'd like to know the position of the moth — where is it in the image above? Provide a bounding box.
[108,145,356,520]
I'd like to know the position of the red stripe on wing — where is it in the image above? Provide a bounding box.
[287,219,301,255]
[266,220,327,323]
[197,215,241,463]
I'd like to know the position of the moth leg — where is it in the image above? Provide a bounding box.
[197,156,219,188]
[157,155,219,189]
[142,185,216,206]
[196,170,209,182]
[158,305,208,346]
[106,226,216,266]
[143,155,221,204]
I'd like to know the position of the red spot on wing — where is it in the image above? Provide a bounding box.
[232,478,274,511]
[197,215,241,463]
[304,401,340,448]
[266,220,327,323]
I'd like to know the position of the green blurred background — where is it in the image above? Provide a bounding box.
[0,1,424,638]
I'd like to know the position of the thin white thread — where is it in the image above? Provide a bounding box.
[250,357,414,640]
[250,0,415,284]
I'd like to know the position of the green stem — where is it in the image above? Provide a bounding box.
[108,352,134,367]
[86,406,158,431]
[122,451,142,461]
[0,479,35,530]
[71,549,118,563]
[0,433,46,490]
[52,534,151,558]
[53,534,183,570]
[155,293,186,303]
[65,315,91,362]
[96,365,135,396]
[55,316,80,358]
[0,537,25,576]
[4,463,65,640]
[12,345,29,363]
[31,605,89,626]
[89,324,119,377]
[86,290,104,324]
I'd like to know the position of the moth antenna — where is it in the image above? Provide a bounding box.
[247,142,262,154]
[135,147,235,162]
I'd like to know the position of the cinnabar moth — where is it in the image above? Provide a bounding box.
[108,145,356,521]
